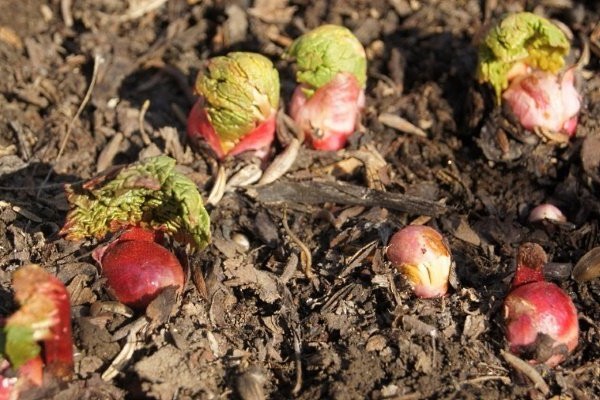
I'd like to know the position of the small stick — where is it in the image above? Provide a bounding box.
[282,207,313,279]
[138,99,152,145]
[501,350,550,395]
[457,374,511,387]
[60,0,74,27]
[291,328,303,396]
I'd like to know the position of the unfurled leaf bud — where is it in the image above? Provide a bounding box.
[61,156,211,251]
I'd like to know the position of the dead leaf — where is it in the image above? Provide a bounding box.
[223,258,281,303]
[146,286,180,328]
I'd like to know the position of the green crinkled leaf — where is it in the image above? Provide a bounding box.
[196,52,280,153]
[61,155,211,251]
[477,12,570,101]
[285,24,367,97]
[4,326,40,369]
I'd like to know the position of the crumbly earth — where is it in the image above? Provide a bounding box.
[1,0,600,399]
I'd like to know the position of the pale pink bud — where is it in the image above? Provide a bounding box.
[289,72,364,151]
[502,68,580,136]
[528,203,567,223]
[386,225,452,298]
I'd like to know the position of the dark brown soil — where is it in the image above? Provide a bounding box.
[1,0,600,399]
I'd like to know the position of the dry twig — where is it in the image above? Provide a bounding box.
[282,207,313,279]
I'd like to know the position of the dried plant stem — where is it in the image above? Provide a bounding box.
[500,350,550,395]
[136,99,152,145]
[291,329,303,395]
[282,207,313,279]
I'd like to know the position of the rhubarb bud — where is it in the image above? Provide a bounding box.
[60,156,211,251]
[285,25,367,150]
[477,12,570,101]
[187,52,280,158]
[502,68,580,136]
[3,264,73,379]
[386,226,452,298]
[528,203,567,223]
[93,230,185,310]
[504,243,579,367]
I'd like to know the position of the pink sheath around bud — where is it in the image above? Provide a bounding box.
[289,72,364,151]
[504,281,579,367]
[502,68,580,136]
[187,100,276,159]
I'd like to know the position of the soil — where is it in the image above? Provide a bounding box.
[1,0,600,399]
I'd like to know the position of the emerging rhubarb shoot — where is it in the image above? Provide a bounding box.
[477,12,570,102]
[504,243,579,367]
[386,225,452,298]
[477,12,581,138]
[285,25,367,150]
[187,52,280,159]
[60,155,211,251]
[3,264,74,381]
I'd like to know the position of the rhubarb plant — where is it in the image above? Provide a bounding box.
[285,25,367,150]
[477,12,581,137]
[187,52,280,159]
[477,12,570,101]
[60,155,211,251]
[0,264,74,398]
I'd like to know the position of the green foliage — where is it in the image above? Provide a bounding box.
[61,156,211,251]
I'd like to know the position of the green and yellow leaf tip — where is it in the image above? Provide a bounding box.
[477,12,570,102]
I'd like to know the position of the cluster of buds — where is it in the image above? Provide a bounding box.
[187,25,367,156]
[478,12,581,138]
